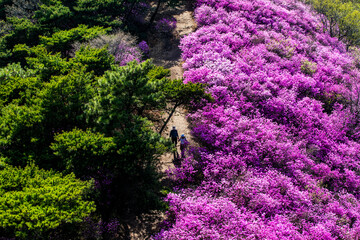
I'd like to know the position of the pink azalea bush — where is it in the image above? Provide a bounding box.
[155,17,177,34]
[156,0,360,239]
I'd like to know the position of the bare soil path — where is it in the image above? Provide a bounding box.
[147,4,197,173]
[128,3,196,239]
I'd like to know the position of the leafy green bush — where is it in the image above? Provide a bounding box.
[87,60,167,133]
[51,128,116,177]
[24,45,70,81]
[0,17,41,49]
[72,46,114,76]
[73,0,125,28]
[349,46,360,68]
[0,63,39,106]
[39,25,110,57]
[301,60,318,75]
[0,164,95,239]
[266,39,295,58]
[34,0,72,28]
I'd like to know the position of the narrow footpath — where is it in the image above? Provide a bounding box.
[148,4,197,173]
[128,3,197,239]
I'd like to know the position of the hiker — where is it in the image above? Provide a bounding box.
[169,126,179,146]
[179,134,188,158]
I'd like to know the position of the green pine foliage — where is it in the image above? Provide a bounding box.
[51,128,117,177]
[158,79,213,134]
[22,45,70,81]
[34,1,72,27]
[162,79,213,108]
[39,25,110,57]
[0,164,95,239]
[73,0,125,28]
[72,46,114,76]
[87,60,168,133]
[1,17,41,48]
[0,104,43,166]
[0,63,39,106]
[0,0,213,238]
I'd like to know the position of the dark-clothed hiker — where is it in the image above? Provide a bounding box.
[169,126,179,146]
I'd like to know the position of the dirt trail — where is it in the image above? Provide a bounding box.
[148,5,197,173]
[128,4,196,240]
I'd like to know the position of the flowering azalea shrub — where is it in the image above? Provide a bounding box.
[138,40,150,57]
[155,17,177,34]
[73,30,144,66]
[156,0,360,239]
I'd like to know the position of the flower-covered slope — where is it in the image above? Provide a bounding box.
[156,0,360,239]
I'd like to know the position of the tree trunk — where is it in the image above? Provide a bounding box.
[148,0,162,29]
[159,103,179,135]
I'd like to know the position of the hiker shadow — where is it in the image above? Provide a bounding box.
[172,151,182,167]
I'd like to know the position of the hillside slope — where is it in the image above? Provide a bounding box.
[156,0,360,239]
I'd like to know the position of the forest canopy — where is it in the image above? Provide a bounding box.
[0,0,211,239]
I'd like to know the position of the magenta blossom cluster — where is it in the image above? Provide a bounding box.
[155,17,177,34]
[114,42,142,66]
[138,40,150,57]
[156,0,360,239]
